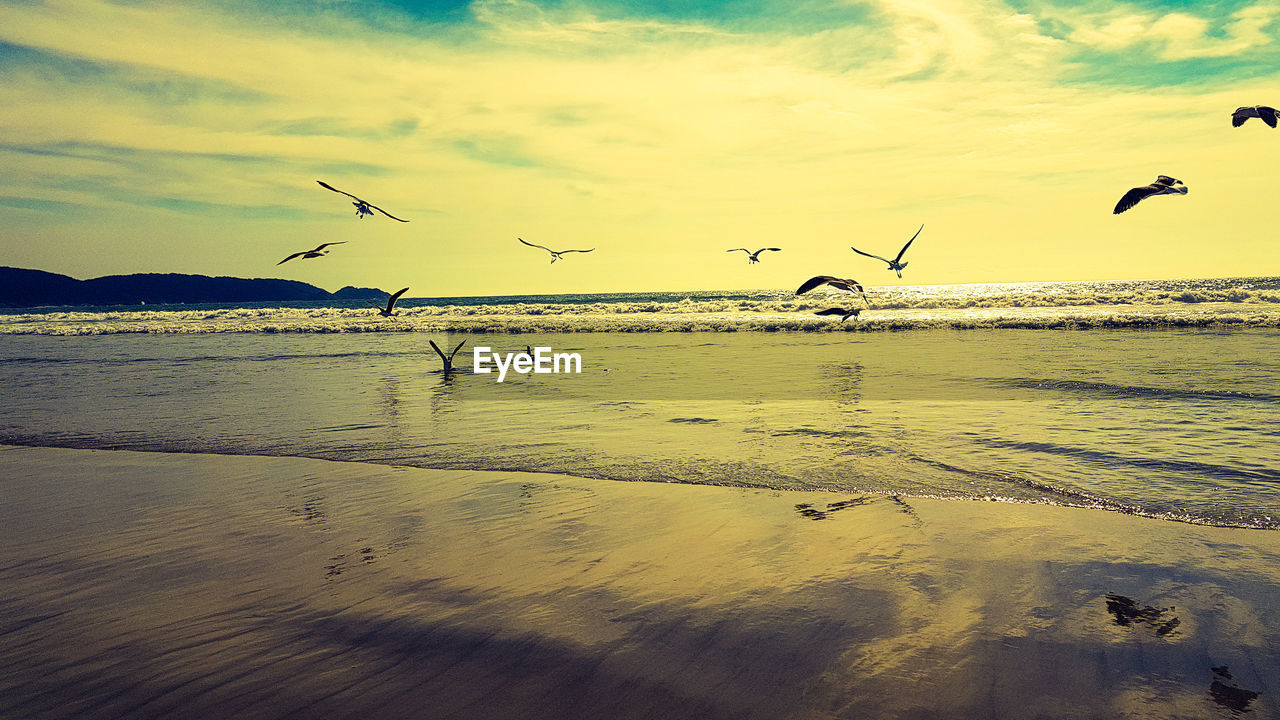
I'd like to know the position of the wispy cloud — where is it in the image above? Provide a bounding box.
[1061,3,1280,61]
[0,0,1278,292]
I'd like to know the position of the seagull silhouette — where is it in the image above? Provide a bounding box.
[1232,106,1278,128]
[850,225,921,278]
[429,339,467,373]
[795,276,870,305]
[317,181,409,222]
[518,238,594,264]
[1113,175,1188,214]
[814,307,862,322]
[277,242,346,265]
[727,247,781,264]
[366,287,410,317]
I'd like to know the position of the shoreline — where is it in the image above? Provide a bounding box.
[2,444,1275,718]
[2,436,1272,531]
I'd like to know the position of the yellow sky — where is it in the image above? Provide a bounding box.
[2,0,1279,295]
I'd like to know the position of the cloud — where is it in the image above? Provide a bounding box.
[1060,2,1280,61]
[1,0,1278,292]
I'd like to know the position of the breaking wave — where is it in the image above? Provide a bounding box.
[3,277,1279,335]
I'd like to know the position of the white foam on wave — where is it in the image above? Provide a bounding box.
[4,279,1280,335]
[3,301,1280,335]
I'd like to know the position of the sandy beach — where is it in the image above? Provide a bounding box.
[0,443,1274,719]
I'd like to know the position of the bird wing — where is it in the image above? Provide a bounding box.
[838,278,866,295]
[821,277,868,303]
[519,238,553,252]
[387,287,410,310]
[1232,109,1249,127]
[894,225,923,262]
[277,252,305,265]
[428,340,447,362]
[850,246,892,264]
[1113,185,1156,214]
[727,248,750,254]
[796,276,835,295]
[814,308,849,316]
[313,242,347,252]
[560,248,595,254]
[317,180,362,202]
[798,276,862,295]
[369,203,409,222]
[1261,106,1278,128]
[758,248,781,253]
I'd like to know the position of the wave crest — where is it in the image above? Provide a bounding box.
[4,278,1279,334]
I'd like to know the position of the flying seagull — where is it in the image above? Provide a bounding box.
[316,180,409,222]
[518,238,595,264]
[850,224,922,279]
[366,287,410,317]
[1113,175,1188,214]
[277,242,346,265]
[1232,106,1278,128]
[814,307,862,322]
[795,276,870,305]
[727,247,781,264]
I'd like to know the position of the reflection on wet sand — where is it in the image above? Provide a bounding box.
[793,494,921,526]
[887,494,923,525]
[794,497,869,520]
[2,445,1278,720]
[1210,666,1262,714]
[1104,593,1181,636]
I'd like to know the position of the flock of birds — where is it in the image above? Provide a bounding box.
[279,105,1275,323]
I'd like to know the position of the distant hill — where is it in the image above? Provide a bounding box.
[0,267,388,308]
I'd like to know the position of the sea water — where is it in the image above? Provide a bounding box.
[2,278,1278,528]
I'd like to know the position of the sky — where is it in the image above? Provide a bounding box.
[1,0,1279,296]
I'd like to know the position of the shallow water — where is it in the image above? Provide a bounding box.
[2,327,1277,527]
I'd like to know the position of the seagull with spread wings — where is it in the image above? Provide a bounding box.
[366,287,410,317]
[1113,175,1188,215]
[814,307,862,322]
[429,339,467,373]
[795,276,870,305]
[518,238,595,264]
[850,225,922,279]
[1232,105,1278,128]
[727,247,781,264]
[277,242,346,265]
[317,181,409,222]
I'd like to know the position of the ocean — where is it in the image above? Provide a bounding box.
[3,276,1279,529]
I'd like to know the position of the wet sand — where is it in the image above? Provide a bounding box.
[0,444,1275,719]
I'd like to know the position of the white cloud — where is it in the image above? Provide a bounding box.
[1063,2,1280,60]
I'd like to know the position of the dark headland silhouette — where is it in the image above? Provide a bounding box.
[0,266,387,308]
